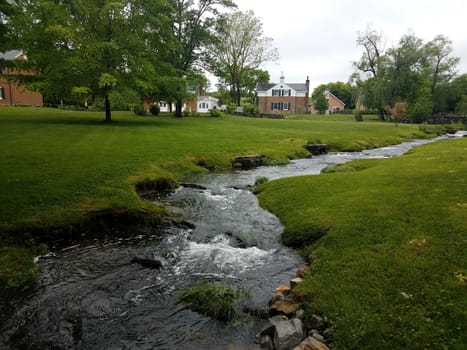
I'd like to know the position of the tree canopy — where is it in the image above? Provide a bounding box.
[354,26,460,121]
[205,10,278,106]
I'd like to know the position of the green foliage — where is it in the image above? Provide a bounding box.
[179,282,245,321]
[257,139,467,349]
[243,103,259,114]
[209,108,222,117]
[149,104,160,116]
[314,93,329,114]
[254,176,269,186]
[132,104,147,116]
[0,247,38,296]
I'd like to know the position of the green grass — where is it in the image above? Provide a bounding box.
[255,138,467,349]
[0,107,433,232]
[179,281,245,321]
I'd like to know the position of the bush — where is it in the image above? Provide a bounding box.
[254,176,269,186]
[179,282,245,321]
[149,104,160,116]
[243,104,259,114]
[209,108,223,117]
[133,104,147,116]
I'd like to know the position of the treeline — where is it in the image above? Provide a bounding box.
[311,26,466,122]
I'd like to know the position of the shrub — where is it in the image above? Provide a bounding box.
[209,108,223,117]
[179,282,245,321]
[254,176,269,186]
[243,103,259,114]
[149,104,160,116]
[133,104,147,116]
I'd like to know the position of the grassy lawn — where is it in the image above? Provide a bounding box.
[0,107,435,232]
[255,138,467,349]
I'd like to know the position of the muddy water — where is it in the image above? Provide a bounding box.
[0,137,445,349]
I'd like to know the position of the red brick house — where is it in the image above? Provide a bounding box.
[0,50,43,107]
[256,75,310,114]
[310,89,345,114]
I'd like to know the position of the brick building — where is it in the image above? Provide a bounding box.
[0,50,43,107]
[310,89,345,114]
[256,75,310,115]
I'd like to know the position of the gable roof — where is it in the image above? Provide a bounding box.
[325,90,346,106]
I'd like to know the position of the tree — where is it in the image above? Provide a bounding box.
[424,35,459,95]
[10,0,166,122]
[314,92,329,114]
[312,81,355,109]
[0,0,16,52]
[206,10,278,106]
[354,25,387,119]
[167,0,236,117]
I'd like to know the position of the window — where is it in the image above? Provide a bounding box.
[272,89,292,97]
[0,87,4,100]
[271,102,291,111]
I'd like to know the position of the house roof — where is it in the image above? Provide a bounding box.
[0,50,23,61]
[325,90,346,106]
[256,82,307,92]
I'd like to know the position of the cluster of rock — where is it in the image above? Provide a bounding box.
[255,266,331,350]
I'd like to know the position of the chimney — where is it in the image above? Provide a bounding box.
[306,76,310,97]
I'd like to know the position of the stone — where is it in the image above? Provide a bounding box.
[311,329,325,342]
[270,300,301,316]
[290,277,303,290]
[304,144,329,155]
[269,292,285,306]
[232,155,264,169]
[275,285,291,295]
[296,266,310,278]
[293,336,329,350]
[308,314,324,331]
[273,318,304,350]
[130,257,163,269]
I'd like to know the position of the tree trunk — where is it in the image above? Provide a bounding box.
[105,94,112,122]
[175,100,183,117]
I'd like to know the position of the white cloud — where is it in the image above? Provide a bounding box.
[230,0,467,93]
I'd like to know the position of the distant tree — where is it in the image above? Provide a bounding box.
[206,10,278,106]
[354,25,387,119]
[167,0,236,117]
[314,92,329,114]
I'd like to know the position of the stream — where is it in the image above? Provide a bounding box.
[0,137,448,349]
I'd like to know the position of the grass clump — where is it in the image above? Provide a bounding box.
[179,282,245,321]
[256,138,467,349]
[254,176,269,186]
[0,246,39,296]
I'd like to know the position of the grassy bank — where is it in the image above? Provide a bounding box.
[0,107,435,232]
[255,138,467,349]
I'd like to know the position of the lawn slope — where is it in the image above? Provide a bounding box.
[255,138,467,349]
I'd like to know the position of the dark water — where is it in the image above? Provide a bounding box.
[0,137,446,349]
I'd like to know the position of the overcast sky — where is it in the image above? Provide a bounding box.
[229,0,467,93]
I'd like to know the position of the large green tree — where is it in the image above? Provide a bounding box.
[167,0,236,116]
[10,0,168,122]
[205,10,278,106]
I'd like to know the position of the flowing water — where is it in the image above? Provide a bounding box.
[0,137,447,349]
